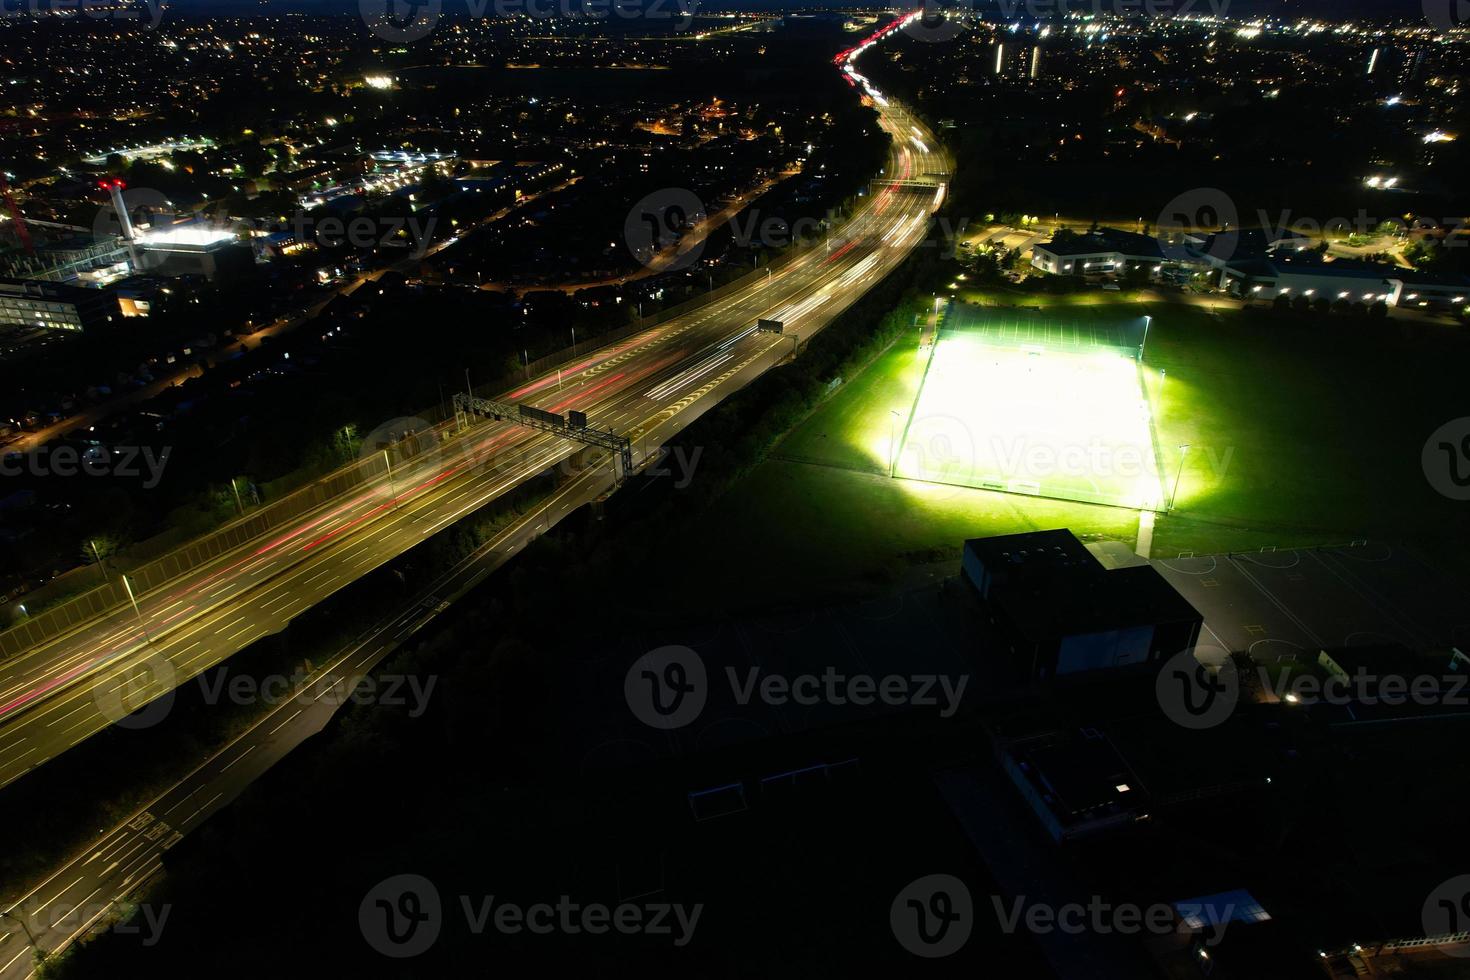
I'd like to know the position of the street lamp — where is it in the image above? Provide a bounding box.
[888,409,902,478]
[1140,314,1152,362]
[121,573,152,643]
[0,910,42,963]
[229,476,246,515]
[89,539,110,585]
[383,449,399,510]
[1170,444,1190,510]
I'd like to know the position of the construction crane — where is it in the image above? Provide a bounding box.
[0,172,34,256]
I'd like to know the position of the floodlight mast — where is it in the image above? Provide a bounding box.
[1170,444,1190,510]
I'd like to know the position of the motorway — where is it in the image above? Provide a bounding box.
[0,108,944,795]
[0,23,943,972]
[0,459,618,977]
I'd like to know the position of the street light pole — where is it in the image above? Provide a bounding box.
[383,449,399,510]
[1170,444,1190,510]
[0,910,42,963]
[889,409,901,478]
[90,539,108,585]
[1140,314,1152,362]
[230,476,245,516]
[121,573,152,644]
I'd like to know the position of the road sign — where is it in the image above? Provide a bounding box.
[519,404,563,427]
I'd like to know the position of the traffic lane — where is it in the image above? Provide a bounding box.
[1,351,657,743]
[1,285,724,700]
[0,253,881,784]
[0,183,940,972]
[0,410,564,711]
[1,111,925,698]
[0,109,934,764]
[0,379,655,779]
[0,464,615,977]
[0,213,917,743]
[0,435,581,787]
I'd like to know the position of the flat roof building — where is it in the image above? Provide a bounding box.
[963,529,1202,681]
[0,277,121,334]
[1386,268,1470,313]
[1030,227,1164,277]
[997,727,1150,842]
[1220,254,1403,305]
[136,226,253,280]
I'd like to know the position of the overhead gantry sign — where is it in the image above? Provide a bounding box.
[453,392,635,480]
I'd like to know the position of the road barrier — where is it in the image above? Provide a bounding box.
[0,445,415,661]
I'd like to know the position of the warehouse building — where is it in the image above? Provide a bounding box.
[963,528,1203,681]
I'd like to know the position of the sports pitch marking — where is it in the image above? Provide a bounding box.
[893,305,1166,511]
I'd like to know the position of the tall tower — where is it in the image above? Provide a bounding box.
[100,178,135,239]
[99,178,140,268]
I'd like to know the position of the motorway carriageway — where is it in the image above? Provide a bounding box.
[0,103,943,791]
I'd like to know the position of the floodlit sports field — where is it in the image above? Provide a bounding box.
[894,308,1167,510]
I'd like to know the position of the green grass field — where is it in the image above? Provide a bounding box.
[778,340,928,474]
[660,461,1141,611]
[894,307,1163,509]
[1140,305,1470,565]
[680,293,1470,604]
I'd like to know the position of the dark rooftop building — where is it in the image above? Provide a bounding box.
[963,529,1202,681]
[1030,227,1164,277]
[997,727,1150,842]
